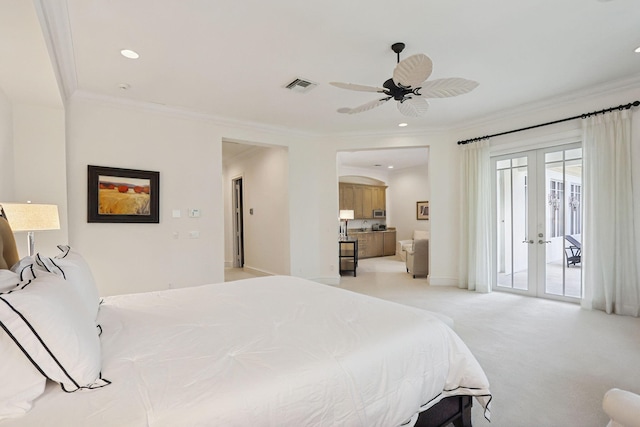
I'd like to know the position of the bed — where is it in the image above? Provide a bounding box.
[0,226,490,426]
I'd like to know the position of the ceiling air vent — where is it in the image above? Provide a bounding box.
[284,78,317,93]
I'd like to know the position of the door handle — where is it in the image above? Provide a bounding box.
[538,239,551,244]
[522,239,534,244]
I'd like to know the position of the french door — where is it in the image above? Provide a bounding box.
[492,143,582,302]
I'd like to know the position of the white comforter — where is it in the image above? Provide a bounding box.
[3,276,490,426]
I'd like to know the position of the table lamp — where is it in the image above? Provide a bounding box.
[339,210,354,237]
[1,202,60,256]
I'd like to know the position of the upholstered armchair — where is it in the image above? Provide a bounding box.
[603,388,640,427]
[397,229,429,261]
[406,238,429,278]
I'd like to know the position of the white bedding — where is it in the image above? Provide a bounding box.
[2,275,490,426]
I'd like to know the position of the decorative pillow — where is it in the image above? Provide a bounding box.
[0,270,46,419]
[0,269,108,392]
[36,245,101,320]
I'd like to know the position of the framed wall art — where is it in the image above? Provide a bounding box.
[88,165,160,223]
[416,201,429,220]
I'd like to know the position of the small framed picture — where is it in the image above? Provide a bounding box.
[88,165,160,223]
[417,201,429,220]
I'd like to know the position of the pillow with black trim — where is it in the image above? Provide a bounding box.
[36,245,100,320]
[0,270,46,420]
[9,255,36,282]
[0,268,109,392]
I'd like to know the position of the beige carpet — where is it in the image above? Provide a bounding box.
[226,258,640,426]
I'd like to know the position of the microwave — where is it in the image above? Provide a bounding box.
[373,209,385,218]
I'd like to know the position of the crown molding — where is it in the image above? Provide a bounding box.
[33,0,77,103]
[71,90,318,140]
[455,73,640,134]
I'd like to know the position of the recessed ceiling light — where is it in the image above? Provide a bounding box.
[398,123,408,127]
[120,49,140,59]
[635,46,640,53]
[388,165,394,169]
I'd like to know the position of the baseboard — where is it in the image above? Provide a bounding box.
[309,275,341,286]
[429,276,459,286]
[243,265,276,277]
[224,261,233,268]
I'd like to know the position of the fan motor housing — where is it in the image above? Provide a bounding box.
[383,78,415,101]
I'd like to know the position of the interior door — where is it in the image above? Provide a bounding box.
[232,177,244,268]
[493,144,582,301]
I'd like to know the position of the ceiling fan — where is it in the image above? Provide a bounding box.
[330,43,479,117]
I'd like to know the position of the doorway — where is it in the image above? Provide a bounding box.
[232,177,244,268]
[492,143,582,302]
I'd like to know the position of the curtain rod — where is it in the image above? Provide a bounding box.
[456,100,640,145]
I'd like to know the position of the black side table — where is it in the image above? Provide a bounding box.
[339,238,358,277]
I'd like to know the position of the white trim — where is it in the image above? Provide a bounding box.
[33,0,77,102]
[242,265,276,277]
[312,275,341,286]
[429,276,459,286]
[489,129,583,157]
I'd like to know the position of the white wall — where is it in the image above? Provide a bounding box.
[223,144,290,275]
[11,103,67,257]
[0,91,67,258]
[388,162,430,242]
[0,88,14,202]
[66,96,226,296]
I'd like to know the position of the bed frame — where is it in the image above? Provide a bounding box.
[415,395,472,427]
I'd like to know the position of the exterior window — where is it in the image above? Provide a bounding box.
[548,180,564,238]
[569,184,581,235]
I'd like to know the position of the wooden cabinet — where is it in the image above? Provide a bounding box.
[383,231,396,256]
[339,183,387,219]
[340,184,355,212]
[351,230,396,259]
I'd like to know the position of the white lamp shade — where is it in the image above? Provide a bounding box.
[1,203,60,232]
[339,210,354,220]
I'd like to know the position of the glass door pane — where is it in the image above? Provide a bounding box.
[543,148,582,299]
[495,156,530,291]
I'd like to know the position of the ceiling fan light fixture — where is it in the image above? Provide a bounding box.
[332,43,478,117]
[120,49,140,59]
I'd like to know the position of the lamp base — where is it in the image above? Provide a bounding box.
[27,231,35,257]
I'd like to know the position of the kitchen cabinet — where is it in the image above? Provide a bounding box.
[339,183,387,219]
[383,231,396,256]
[350,230,396,259]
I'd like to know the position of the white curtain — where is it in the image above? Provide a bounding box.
[459,140,493,292]
[582,110,640,316]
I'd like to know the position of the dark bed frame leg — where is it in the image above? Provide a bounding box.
[452,396,472,427]
[415,395,473,427]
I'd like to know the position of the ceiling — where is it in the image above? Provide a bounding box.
[337,147,428,171]
[2,1,640,137]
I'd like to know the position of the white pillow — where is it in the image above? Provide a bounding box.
[0,269,108,392]
[36,245,101,320]
[0,270,47,420]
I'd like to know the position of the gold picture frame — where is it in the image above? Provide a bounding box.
[417,201,429,220]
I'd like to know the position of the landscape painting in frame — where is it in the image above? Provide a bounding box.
[88,165,160,223]
[417,201,429,220]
